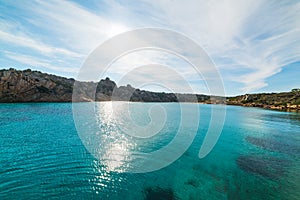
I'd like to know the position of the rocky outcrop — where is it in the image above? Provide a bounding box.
[0,68,216,103]
[0,68,75,102]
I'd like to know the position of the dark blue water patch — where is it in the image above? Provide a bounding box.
[236,155,289,179]
[262,112,300,127]
[246,136,300,156]
[143,186,178,200]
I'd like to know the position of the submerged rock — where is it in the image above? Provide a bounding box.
[236,155,288,179]
[184,178,199,188]
[246,136,300,155]
[143,186,177,200]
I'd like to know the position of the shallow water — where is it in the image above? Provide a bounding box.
[0,102,299,199]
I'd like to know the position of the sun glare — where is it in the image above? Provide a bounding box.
[108,23,128,37]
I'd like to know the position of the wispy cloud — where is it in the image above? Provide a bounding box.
[0,0,129,76]
[21,0,129,52]
[0,0,299,95]
[3,51,78,73]
[0,29,80,57]
[137,0,300,93]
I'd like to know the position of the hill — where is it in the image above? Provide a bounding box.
[227,91,300,112]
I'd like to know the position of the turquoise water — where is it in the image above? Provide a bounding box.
[0,103,300,199]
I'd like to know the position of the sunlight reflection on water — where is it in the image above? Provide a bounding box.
[95,102,135,172]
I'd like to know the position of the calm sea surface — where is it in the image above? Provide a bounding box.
[0,103,299,199]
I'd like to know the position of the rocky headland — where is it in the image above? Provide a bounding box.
[227,90,300,112]
[0,68,212,103]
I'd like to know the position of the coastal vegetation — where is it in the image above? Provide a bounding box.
[227,90,300,112]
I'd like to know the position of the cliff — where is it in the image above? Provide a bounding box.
[0,68,75,102]
[0,68,212,103]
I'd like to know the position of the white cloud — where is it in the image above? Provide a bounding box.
[4,51,78,73]
[0,0,129,76]
[23,0,130,53]
[0,29,81,58]
[136,0,300,93]
[1,0,299,94]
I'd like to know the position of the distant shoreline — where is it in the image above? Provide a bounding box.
[0,68,299,112]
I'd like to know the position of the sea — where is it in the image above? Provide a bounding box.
[0,102,299,200]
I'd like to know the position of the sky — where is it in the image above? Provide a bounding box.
[0,0,299,96]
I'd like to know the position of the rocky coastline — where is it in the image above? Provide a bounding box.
[0,68,213,103]
[227,92,300,112]
[0,68,299,112]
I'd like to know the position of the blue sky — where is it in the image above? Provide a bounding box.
[0,0,299,96]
